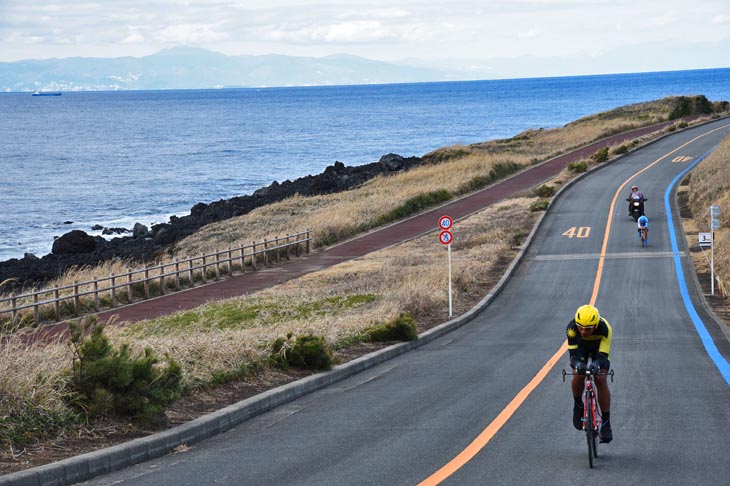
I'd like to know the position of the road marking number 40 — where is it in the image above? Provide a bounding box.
[563,227,591,238]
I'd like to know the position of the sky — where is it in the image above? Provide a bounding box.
[2,0,729,77]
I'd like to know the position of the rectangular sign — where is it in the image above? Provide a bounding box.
[699,232,712,248]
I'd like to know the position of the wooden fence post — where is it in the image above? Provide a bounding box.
[10,293,17,324]
[73,281,80,316]
[159,263,166,295]
[54,285,60,320]
[126,270,133,304]
[93,278,100,311]
[175,260,181,290]
[33,292,39,326]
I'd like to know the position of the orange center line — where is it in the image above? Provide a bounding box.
[418,127,727,486]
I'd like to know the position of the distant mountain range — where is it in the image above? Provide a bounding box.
[2,42,728,92]
[0,47,476,92]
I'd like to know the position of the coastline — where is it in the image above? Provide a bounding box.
[0,154,422,288]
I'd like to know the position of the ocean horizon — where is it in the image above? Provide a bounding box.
[1,66,729,261]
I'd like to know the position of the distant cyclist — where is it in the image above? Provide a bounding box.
[637,214,649,244]
[566,304,613,443]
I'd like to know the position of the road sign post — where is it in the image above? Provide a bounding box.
[709,205,721,295]
[438,215,454,317]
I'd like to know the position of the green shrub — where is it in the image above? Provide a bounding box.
[0,407,75,450]
[425,148,471,163]
[271,333,333,371]
[612,144,629,155]
[489,161,522,180]
[511,229,528,248]
[567,161,588,173]
[667,124,677,132]
[456,161,523,195]
[669,95,714,120]
[535,184,555,198]
[529,200,549,212]
[591,147,609,163]
[375,190,453,226]
[364,312,418,342]
[67,317,182,422]
[458,175,491,194]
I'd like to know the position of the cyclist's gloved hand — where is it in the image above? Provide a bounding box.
[571,358,587,374]
[588,362,601,375]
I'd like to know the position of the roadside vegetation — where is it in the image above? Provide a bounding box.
[1,95,728,473]
[682,134,730,317]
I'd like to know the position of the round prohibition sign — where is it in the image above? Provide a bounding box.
[439,230,453,245]
[438,215,453,231]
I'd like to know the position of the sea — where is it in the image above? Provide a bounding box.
[1,67,729,261]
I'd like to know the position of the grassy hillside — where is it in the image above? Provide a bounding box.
[684,134,730,314]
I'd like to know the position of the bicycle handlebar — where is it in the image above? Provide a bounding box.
[561,369,615,383]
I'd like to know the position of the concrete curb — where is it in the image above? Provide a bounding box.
[3,116,727,486]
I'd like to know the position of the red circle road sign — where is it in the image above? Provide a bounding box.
[439,230,453,245]
[438,215,453,230]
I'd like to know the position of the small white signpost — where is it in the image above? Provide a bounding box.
[699,232,711,248]
[710,205,721,295]
[438,215,454,317]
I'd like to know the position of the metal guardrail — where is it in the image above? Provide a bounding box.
[0,230,311,327]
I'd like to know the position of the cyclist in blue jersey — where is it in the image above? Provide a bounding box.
[637,214,649,244]
[566,304,613,443]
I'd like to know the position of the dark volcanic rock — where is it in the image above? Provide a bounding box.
[52,230,97,255]
[0,153,423,289]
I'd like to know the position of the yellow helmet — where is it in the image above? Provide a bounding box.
[575,304,600,328]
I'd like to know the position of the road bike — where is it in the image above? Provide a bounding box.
[562,366,615,468]
[639,227,648,248]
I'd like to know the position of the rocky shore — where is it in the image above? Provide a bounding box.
[0,154,423,289]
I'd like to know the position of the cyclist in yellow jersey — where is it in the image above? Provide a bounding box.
[566,304,613,443]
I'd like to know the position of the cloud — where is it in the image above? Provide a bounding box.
[266,19,431,45]
[518,26,542,38]
[711,14,730,24]
[121,30,145,44]
[155,24,229,44]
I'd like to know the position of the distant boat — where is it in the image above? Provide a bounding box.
[32,91,62,96]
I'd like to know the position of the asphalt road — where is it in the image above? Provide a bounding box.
[12,118,730,486]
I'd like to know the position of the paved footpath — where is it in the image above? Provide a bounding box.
[31,120,677,342]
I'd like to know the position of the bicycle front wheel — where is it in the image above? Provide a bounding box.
[585,392,600,466]
[586,424,594,467]
[584,401,594,467]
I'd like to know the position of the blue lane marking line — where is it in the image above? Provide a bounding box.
[665,145,730,385]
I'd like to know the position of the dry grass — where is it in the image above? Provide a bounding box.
[687,135,730,294]
[0,198,537,436]
[1,97,727,460]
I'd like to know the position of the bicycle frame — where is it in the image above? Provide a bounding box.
[562,367,615,468]
[583,370,601,467]
[639,227,648,247]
